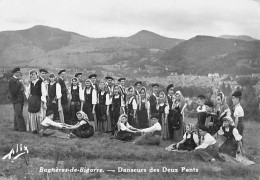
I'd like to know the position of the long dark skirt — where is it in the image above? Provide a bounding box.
[219,139,238,157]
[173,115,184,141]
[47,101,59,120]
[111,106,121,133]
[137,109,149,129]
[72,125,94,138]
[97,104,108,132]
[70,102,80,125]
[168,112,174,139]
[127,109,136,127]
[83,102,94,122]
[179,141,197,151]
[237,120,244,137]
[116,131,134,141]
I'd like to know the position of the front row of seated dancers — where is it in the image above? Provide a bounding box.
[40,107,254,165]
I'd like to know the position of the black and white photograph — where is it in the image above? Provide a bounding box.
[0,0,259,179]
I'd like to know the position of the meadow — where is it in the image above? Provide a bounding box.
[0,103,259,180]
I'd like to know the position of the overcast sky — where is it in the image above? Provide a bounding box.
[0,0,260,39]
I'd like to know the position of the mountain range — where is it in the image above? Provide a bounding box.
[0,25,259,76]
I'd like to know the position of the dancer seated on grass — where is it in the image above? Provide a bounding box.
[134,115,162,146]
[194,125,222,163]
[217,116,254,165]
[165,123,199,152]
[116,114,139,141]
[65,111,94,139]
[39,110,70,138]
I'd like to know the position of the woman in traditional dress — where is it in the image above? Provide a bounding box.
[46,73,62,121]
[80,79,97,130]
[156,92,169,140]
[97,80,111,132]
[116,114,138,141]
[231,91,244,136]
[172,91,186,141]
[166,123,199,151]
[215,92,231,120]
[69,77,82,125]
[194,125,221,162]
[111,85,125,134]
[126,86,138,127]
[166,84,175,139]
[137,87,150,129]
[25,69,47,133]
[66,111,94,138]
[218,117,244,157]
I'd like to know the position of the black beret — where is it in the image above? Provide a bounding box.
[198,125,210,133]
[151,83,159,87]
[118,78,126,82]
[71,77,78,82]
[232,91,242,97]
[46,110,54,117]
[11,67,21,74]
[166,84,174,92]
[88,74,97,78]
[150,114,159,120]
[58,69,65,75]
[204,100,213,108]
[134,81,142,86]
[105,76,114,80]
[49,73,55,78]
[74,72,82,77]
[39,69,48,73]
[197,95,206,99]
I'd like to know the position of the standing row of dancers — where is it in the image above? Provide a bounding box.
[9,67,185,141]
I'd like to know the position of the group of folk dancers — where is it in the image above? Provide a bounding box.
[8,67,255,164]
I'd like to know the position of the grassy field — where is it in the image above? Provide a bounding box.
[0,103,259,180]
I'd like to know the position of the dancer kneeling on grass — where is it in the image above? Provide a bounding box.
[116,114,138,141]
[39,110,69,138]
[166,123,199,151]
[194,125,221,162]
[65,111,94,138]
[134,115,162,146]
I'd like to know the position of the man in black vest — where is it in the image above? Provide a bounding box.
[57,69,69,124]
[75,72,83,88]
[149,83,159,119]
[39,68,48,121]
[9,67,26,131]
[89,74,98,91]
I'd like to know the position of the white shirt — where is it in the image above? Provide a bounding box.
[196,105,206,113]
[195,133,216,150]
[127,96,137,110]
[118,122,133,131]
[47,82,62,99]
[183,132,199,144]
[234,103,244,118]
[80,87,97,104]
[141,122,161,133]
[25,79,47,103]
[41,117,63,128]
[218,127,242,141]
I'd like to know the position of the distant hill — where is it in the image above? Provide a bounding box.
[0,25,183,69]
[127,30,184,49]
[160,35,260,75]
[1,25,260,76]
[219,35,258,41]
